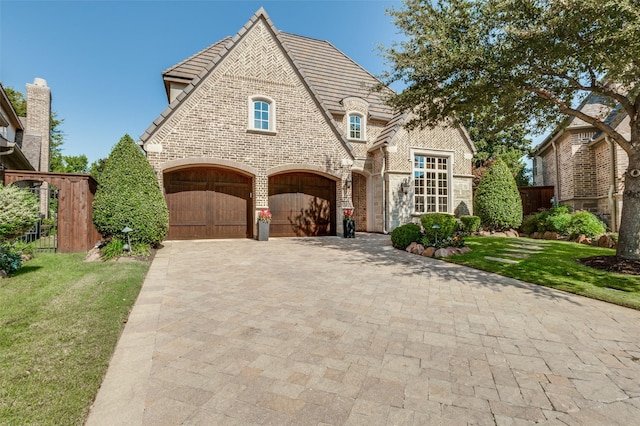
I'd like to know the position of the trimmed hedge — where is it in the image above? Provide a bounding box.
[420,213,458,244]
[460,215,481,233]
[473,158,523,230]
[567,211,606,238]
[391,223,422,249]
[93,134,169,245]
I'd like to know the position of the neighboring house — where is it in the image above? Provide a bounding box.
[141,8,475,239]
[532,93,629,231]
[0,78,51,174]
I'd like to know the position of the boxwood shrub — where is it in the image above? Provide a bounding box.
[459,215,481,234]
[420,213,458,244]
[473,158,523,230]
[567,211,606,238]
[391,223,422,249]
[93,134,169,246]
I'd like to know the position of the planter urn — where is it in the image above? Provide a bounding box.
[258,221,270,241]
[343,219,355,238]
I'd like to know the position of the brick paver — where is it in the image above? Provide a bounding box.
[86,234,640,425]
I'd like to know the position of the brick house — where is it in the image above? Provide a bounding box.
[532,93,629,231]
[140,8,475,239]
[0,78,51,173]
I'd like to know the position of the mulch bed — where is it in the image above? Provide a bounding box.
[579,256,640,276]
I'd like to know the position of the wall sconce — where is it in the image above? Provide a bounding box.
[344,176,352,191]
[400,178,411,195]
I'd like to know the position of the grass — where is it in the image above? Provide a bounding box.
[445,236,640,310]
[0,253,149,425]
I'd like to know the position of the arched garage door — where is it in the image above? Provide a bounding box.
[269,172,336,237]
[164,167,252,239]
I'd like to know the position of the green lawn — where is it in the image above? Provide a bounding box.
[445,236,640,310]
[0,253,149,425]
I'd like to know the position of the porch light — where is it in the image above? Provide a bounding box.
[344,176,352,191]
[401,178,411,195]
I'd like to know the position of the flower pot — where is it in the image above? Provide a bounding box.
[258,221,269,241]
[343,219,355,238]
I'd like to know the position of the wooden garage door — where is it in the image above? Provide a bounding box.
[164,167,252,239]
[269,172,336,237]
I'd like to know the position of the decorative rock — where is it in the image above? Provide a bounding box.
[405,242,418,253]
[543,231,559,240]
[0,270,7,279]
[505,229,520,238]
[598,235,614,248]
[459,246,472,254]
[422,247,436,257]
[20,253,33,262]
[532,232,543,239]
[576,234,590,245]
[434,248,450,258]
[410,244,425,255]
[84,247,103,262]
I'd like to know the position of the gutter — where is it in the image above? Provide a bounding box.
[605,136,618,231]
[379,146,387,234]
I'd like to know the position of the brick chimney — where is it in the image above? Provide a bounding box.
[25,78,51,172]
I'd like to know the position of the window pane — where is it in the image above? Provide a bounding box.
[413,154,449,214]
[253,101,270,130]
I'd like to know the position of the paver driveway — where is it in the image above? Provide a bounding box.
[86,234,640,425]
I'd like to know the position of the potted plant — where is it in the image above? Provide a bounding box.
[343,208,355,238]
[257,208,272,241]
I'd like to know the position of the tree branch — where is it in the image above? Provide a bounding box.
[530,87,633,153]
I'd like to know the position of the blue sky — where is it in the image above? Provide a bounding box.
[0,0,403,164]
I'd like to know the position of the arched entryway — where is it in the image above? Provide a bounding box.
[352,172,367,232]
[164,166,253,239]
[268,172,336,237]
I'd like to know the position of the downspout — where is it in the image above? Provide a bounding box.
[380,146,387,234]
[552,140,560,205]
[605,136,618,231]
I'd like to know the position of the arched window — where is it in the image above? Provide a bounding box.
[347,112,365,140]
[248,96,276,133]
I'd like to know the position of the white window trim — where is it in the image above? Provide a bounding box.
[247,95,276,134]
[410,149,455,215]
[346,111,366,141]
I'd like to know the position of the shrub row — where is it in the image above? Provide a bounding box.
[391,213,480,250]
[520,206,606,238]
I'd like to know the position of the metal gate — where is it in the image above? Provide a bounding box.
[18,186,59,252]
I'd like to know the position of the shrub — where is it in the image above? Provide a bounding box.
[473,158,523,231]
[420,213,458,244]
[567,211,606,238]
[544,210,572,234]
[0,183,39,241]
[93,134,169,246]
[459,215,481,234]
[0,242,22,274]
[101,238,125,261]
[391,223,422,249]
[520,214,538,235]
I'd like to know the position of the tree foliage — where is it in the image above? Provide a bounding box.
[474,158,523,231]
[92,134,168,246]
[0,183,39,242]
[381,0,640,259]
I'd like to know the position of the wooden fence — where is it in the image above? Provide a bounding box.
[3,170,101,253]
[519,186,555,216]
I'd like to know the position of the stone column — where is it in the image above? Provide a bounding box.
[26,78,51,172]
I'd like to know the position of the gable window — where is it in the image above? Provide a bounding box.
[248,95,276,133]
[413,152,452,214]
[347,112,365,140]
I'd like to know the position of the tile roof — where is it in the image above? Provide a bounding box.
[142,8,397,146]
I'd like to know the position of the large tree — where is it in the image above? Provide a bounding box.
[381,0,640,260]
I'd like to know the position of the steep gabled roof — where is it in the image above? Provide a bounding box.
[141,8,396,147]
